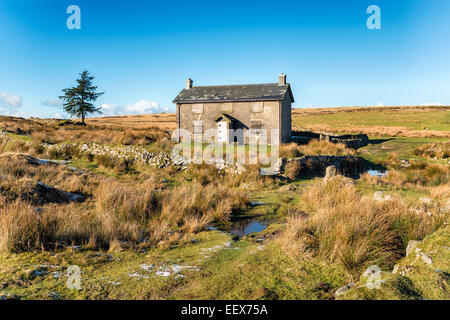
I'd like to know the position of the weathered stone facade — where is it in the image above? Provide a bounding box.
[173,75,294,145]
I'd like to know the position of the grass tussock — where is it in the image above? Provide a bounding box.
[414,141,450,159]
[0,116,170,147]
[362,162,449,189]
[279,140,354,159]
[0,155,248,252]
[95,154,135,174]
[298,140,355,156]
[277,176,445,275]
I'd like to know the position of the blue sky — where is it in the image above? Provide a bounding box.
[1,0,450,118]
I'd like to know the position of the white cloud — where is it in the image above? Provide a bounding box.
[377,102,384,107]
[0,92,24,116]
[421,102,444,106]
[52,113,69,119]
[99,100,173,116]
[42,99,63,107]
[0,92,22,108]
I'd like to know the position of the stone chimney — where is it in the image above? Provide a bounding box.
[185,78,193,89]
[278,73,286,86]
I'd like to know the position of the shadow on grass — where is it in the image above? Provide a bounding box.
[368,138,394,145]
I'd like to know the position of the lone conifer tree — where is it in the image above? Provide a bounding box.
[59,70,104,124]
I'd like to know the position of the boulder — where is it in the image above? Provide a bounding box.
[324,165,337,182]
[416,252,433,265]
[373,191,392,202]
[334,282,355,298]
[406,240,421,256]
[419,197,433,206]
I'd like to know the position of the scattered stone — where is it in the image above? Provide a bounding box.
[419,197,433,206]
[416,252,433,265]
[324,165,337,182]
[373,191,392,202]
[406,240,421,256]
[47,291,60,299]
[394,265,414,276]
[139,264,154,272]
[128,272,149,279]
[342,177,355,186]
[440,200,450,213]
[334,283,355,297]
[399,159,410,168]
[28,268,49,279]
[285,155,367,178]
[155,270,171,277]
[392,265,399,274]
[0,293,20,300]
[279,184,297,192]
[35,182,85,203]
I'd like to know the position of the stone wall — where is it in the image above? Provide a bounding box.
[178,101,284,144]
[284,155,368,178]
[292,131,369,149]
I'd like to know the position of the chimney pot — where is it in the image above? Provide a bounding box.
[186,78,193,89]
[278,73,287,86]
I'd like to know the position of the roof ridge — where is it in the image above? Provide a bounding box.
[189,83,290,88]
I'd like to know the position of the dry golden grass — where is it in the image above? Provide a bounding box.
[279,143,302,158]
[0,115,171,147]
[414,141,450,159]
[361,162,449,189]
[285,161,302,180]
[295,124,450,139]
[292,105,449,116]
[0,152,248,252]
[279,140,355,159]
[298,140,355,156]
[85,113,177,131]
[277,176,445,275]
[292,105,450,138]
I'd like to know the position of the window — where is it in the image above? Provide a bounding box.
[192,104,203,114]
[193,120,203,134]
[250,119,263,129]
[220,103,233,113]
[251,102,263,113]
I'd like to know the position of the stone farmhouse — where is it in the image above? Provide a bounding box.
[173,74,294,144]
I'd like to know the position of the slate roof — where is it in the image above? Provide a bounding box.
[173,83,294,104]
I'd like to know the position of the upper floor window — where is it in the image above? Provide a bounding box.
[220,103,233,113]
[192,104,203,114]
[251,102,263,113]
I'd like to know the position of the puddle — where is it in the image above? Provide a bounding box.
[367,169,388,177]
[230,218,268,237]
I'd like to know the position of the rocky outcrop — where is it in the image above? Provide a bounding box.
[284,155,367,178]
[406,240,421,256]
[373,191,393,202]
[324,165,337,182]
[292,131,369,149]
